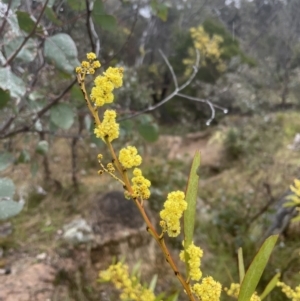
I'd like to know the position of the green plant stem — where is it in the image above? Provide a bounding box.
[79,77,196,301]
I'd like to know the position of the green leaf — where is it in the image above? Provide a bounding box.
[149,274,158,292]
[138,123,159,142]
[150,1,168,21]
[44,7,63,26]
[0,68,26,99]
[238,248,245,283]
[260,273,280,300]
[36,140,49,155]
[0,199,23,220]
[0,152,14,171]
[50,103,75,130]
[17,150,31,163]
[67,0,86,11]
[16,11,36,33]
[44,33,80,74]
[5,37,37,63]
[183,152,200,275]
[0,178,15,198]
[0,88,10,109]
[93,14,117,31]
[92,0,106,15]
[238,235,278,301]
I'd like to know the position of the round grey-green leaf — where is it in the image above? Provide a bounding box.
[0,152,14,171]
[4,37,37,63]
[44,33,80,74]
[0,68,26,99]
[50,103,75,130]
[138,123,159,143]
[36,140,49,155]
[93,14,116,31]
[0,178,15,198]
[0,199,23,220]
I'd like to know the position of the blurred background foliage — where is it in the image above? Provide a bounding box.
[1,0,300,300]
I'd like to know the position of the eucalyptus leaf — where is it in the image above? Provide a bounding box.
[238,235,278,301]
[93,14,116,31]
[0,68,26,99]
[16,11,36,33]
[5,37,37,63]
[45,7,62,26]
[0,88,10,109]
[0,178,15,198]
[0,152,14,171]
[0,199,23,220]
[44,33,80,74]
[138,123,159,142]
[50,103,75,130]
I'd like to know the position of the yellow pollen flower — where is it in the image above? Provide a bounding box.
[81,60,90,68]
[88,68,95,74]
[277,282,300,301]
[75,66,82,73]
[92,60,101,68]
[131,168,151,200]
[90,76,115,107]
[192,276,222,301]
[225,283,261,301]
[159,191,187,237]
[104,67,124,88]
[87,52,97,60]
[107,163,115,173]
[99,262,157,301]
[180,242,203,281]
[119,146,142,169]
[94,110,119,142]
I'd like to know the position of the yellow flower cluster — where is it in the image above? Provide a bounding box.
[183,26,226,75]
[179,242,203,281]
[94,110,119,142]
[192,276,222,301]
[287,179,300,205]
[225,283,261,301]
[159,191,187,237]
[119,146,142,169]
[90,67,124,107]
[99,262,157,301]
[277,282,300,301]
[76,52,101,75]
[131,168,151,200]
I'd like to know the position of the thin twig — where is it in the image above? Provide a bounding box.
[85,0,96,53]
[119,49,200,121]
[0,78,77,139]
[4,0,49,67]
[0,0,13,39]
[177,93,228,125]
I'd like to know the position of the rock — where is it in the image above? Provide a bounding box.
[90,191,156,268]
[0,262,55,301]
[63,218,94,244]
[36,252,47,261]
